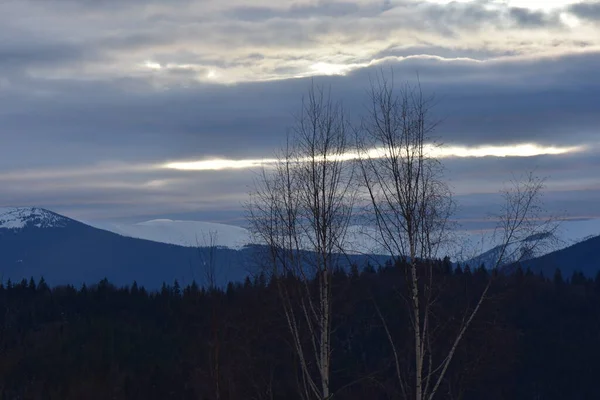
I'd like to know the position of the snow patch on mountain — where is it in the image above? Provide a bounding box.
[0,207,71,229]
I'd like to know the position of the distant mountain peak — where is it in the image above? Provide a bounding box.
[0,207,72,229]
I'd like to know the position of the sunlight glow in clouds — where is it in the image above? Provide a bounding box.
[308,63,364,76]
[164,158,279,171]
[435,143,584,158]
[163,143,584,171]
[143,61,162,70]
[426,0,580,11]
[505,0,581,11]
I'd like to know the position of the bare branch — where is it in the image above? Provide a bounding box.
[247,82,354,400]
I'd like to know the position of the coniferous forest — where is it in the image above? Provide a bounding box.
[1,259,599,400]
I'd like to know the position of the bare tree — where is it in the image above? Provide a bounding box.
[485,172,560,269]
[355,73,451,400]
[247,83,355,400]
[356,72,555,400]
[424,172,554,400]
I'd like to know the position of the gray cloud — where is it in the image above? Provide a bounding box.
[569,1,600,20]
[226,1,564,31]
[0,43,88,71]
[2,51,599,164]
[0,0,581,85]
[225,2,365,21]
[0,0,597,223]
[508,7,560,27]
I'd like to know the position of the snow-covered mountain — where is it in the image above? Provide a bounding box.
[0,207,255,289]
[0,207,385,288]
[0,207,74,229]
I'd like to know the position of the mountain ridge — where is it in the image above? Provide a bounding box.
[0,207,385,289]
[523,234,600,278]
[1,207,598,287]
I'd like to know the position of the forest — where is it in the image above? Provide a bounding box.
[0,261,598,399]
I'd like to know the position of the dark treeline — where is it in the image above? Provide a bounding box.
[0,260,599,400]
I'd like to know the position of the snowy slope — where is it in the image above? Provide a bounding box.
[89,219,253,250]
[0,207,72,229]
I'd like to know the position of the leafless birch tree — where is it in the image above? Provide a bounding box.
[356,72,555,400]
[247,83,355,400]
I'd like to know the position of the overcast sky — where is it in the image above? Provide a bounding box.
[0,0,599,226]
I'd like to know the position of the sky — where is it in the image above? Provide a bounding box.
[0,0,599,227]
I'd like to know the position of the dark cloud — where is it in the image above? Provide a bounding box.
[419,1,496,34]
[415,1,564,36]
[509,7,560,27]
[2,51,599,168]
[96,32,177,52]
[0,37,100,73]
[349,52,600,146]
[569,1,600,21]
[46,0,194,11]
[444,151,600,191]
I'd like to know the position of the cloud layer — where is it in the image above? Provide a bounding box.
[0,0,598,225]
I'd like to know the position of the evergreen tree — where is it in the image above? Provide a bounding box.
[553,268,564,286]
[28,277,36,292]
[173,280,181,297]
[37,277,49,292]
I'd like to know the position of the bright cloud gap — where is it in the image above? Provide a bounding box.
[163,143,584,171]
